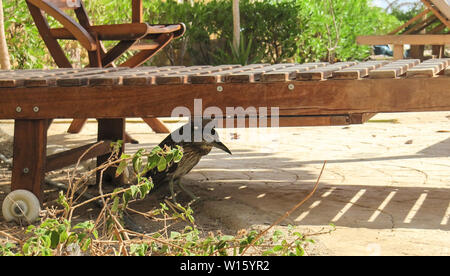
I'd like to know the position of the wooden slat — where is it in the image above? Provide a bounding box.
[224,64,297,83]
[369,59,421,79]
[122,66,188,85]
[0,68,84,88]
[130,65,239,85]
[296,62,357,81]
[56,67,129,86]
[260,63,328,82]
[129,41,159,50]
[190,64,268,84]
[50,23,150,41]
[406,58,450,77]
[333,61,389,80]
[356,34,450,45]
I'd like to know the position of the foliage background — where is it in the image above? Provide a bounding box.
[3,0,403,69]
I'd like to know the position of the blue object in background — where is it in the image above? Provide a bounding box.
[373,45,393,56]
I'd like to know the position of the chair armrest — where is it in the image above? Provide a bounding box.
[27,0,97,51]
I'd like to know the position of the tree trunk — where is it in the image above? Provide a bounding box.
[0,0,10,70]
[232,0,240,52]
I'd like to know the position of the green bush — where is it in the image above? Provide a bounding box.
[4,0,53,68]
[295,0,401,62]
[4,0,401,69]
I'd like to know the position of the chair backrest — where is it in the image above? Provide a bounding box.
[26,0,97,67]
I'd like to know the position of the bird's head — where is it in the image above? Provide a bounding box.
[171,118,232,155]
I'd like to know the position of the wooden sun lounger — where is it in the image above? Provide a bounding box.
[357,0,450,60]
[26,0,186,137]
[1,59,450,201]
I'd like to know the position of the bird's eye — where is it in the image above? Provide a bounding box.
[211,129,216,135]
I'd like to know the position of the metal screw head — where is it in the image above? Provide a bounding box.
[33,106,39,113]
[16,106,22,113]
[216,86,223,92]
[23,168,29,174]
[288,84,295,91]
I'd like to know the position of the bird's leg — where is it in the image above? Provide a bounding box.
[169,178,177,203]
[176,179,200,202]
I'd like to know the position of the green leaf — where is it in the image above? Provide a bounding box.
[296,246,305,256]
[165,152,174,164]
[115,160,128,177]
[50,231,60,249]
[139,180,152,199]
[170,231,181,239]
[219,235,234,241]
[146,153,160,170]
[81,239,91,251]
[132,150,144,174]
[22,243,30,255]
[130,185,139,198]
[59,230,68,244]
[157,157,167,172]
[272,245,284,252]
[122,192,131,206]
[111,197,120,213]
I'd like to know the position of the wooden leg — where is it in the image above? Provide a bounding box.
[67,119,88,134]
[46,119,53,131]
[124,131,139,144]
[393,45,404,60]
[96,118,125,186]
[11,120,48,202]
[431,45,443,58]
[142,117,170,133]
[409,45,424,60]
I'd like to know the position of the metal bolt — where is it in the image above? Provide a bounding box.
[33,106,39,113]
[216,86,223,92]
[16,106,22,113]
[23,168,29,174]
[288,84,295,91]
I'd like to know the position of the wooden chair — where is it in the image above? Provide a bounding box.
[357,0,450,60]
[26,0,186,139]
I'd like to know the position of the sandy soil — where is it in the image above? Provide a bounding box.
[0,111,449,256]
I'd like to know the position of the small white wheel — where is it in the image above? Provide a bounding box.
[2,189,40,224]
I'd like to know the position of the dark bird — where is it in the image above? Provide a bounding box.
[146,119,232,202]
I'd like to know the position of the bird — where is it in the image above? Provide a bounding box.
[145,119,232,202]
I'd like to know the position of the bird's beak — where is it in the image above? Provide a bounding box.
[212,141,232,155]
